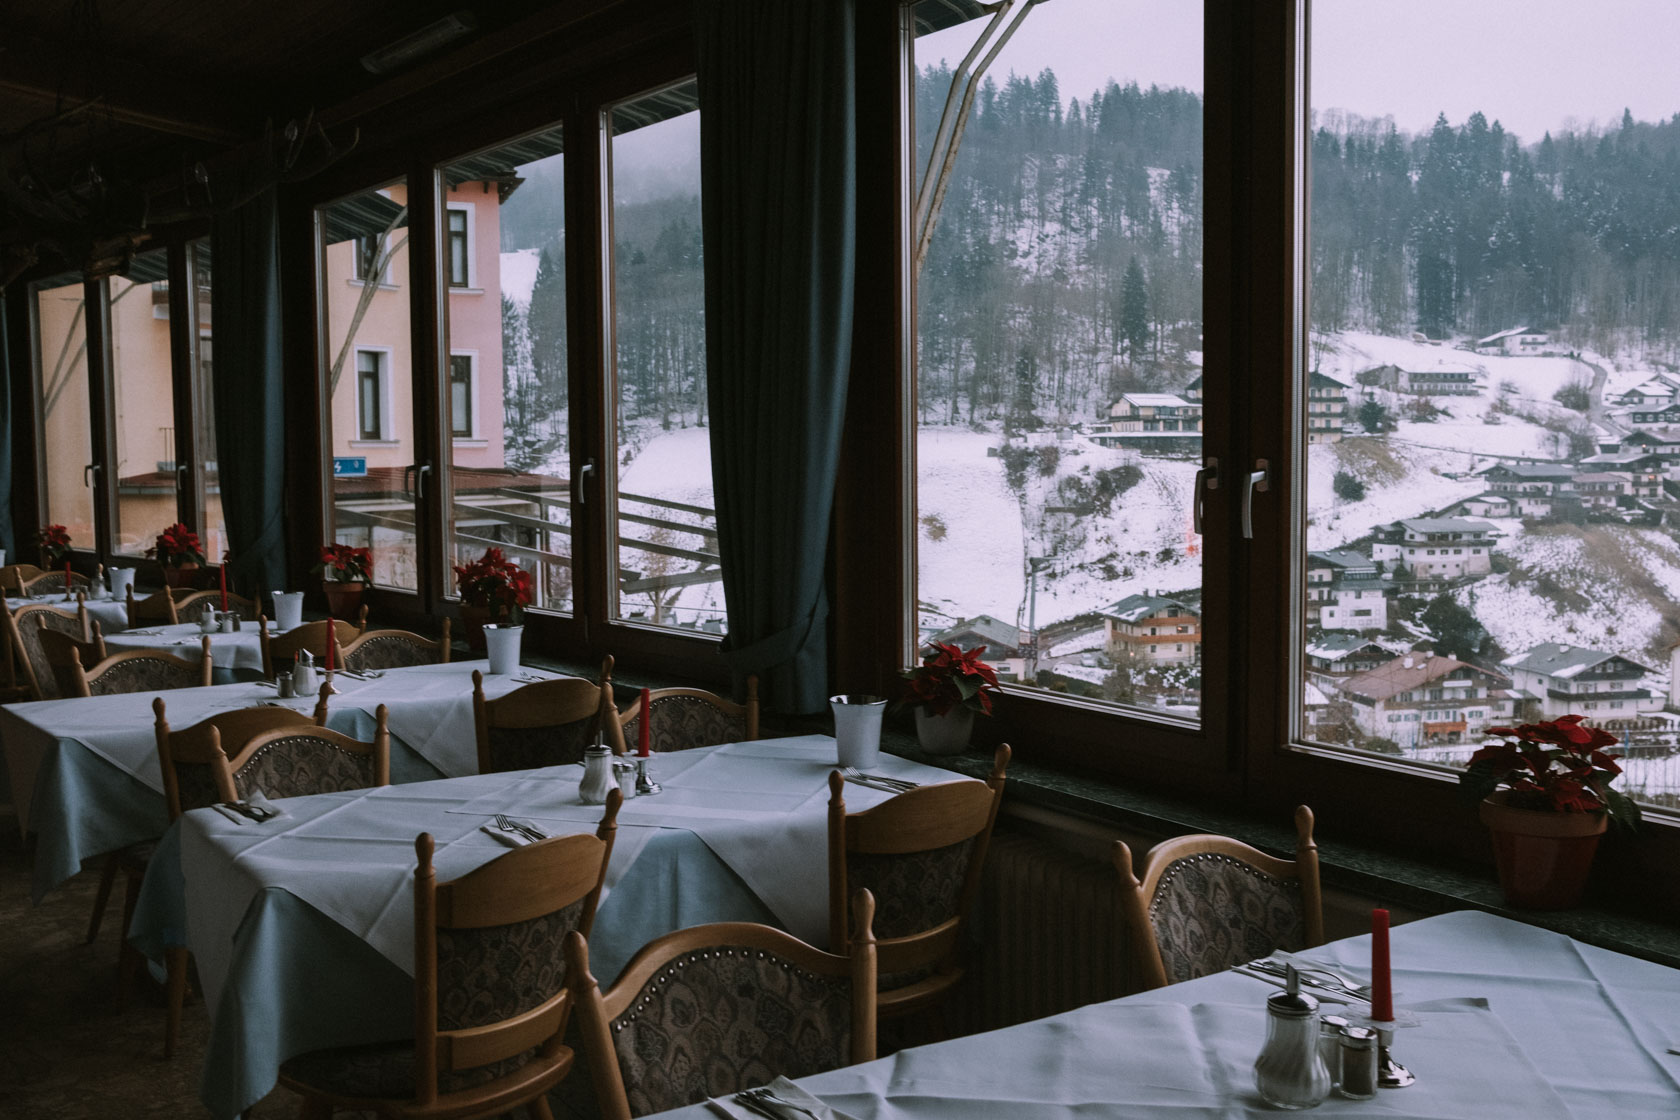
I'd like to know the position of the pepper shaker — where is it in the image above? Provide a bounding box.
[1338,1026,1379,1100]
[1317,1014,1350,1091]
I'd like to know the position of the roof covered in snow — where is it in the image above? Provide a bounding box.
[1501,642,1650,678]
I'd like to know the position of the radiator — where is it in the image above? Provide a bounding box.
[951,828,1129,1032]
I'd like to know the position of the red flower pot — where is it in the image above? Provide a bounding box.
[163,563,201,589]
[323,580,366,620]
[1480,792,1607,910]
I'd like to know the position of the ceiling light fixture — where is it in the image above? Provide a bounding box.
[360,11,478,76]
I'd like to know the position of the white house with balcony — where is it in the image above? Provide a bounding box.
[1370,518,1498,579]
[1503,643,1657,721]
[1340,652,1510,747]
[1306,549,1388,632]
[1475,326,1549,355]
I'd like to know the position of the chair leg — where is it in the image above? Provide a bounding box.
[114,866,145,1008]
[529,1093,556,1120]
[86,853,120,944]
[165,947,191,1059]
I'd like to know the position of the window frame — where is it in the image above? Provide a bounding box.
[353,347,392,443]
[445,204,474,289]
[447,351,475,439]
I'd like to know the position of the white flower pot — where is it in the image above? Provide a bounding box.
[915,706,975,755]
[484,624,525,675]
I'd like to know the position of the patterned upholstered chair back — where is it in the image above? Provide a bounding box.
[276,798,621,1114]
[567,891,876,1120]
[4,601,91,701]
[474,669,610,774]
[611,676,759,754]
[826,746,1009,1018]
[77,641,212,697]
[173,590,260,622]
[219,708,392,800]
[38,624,107,699]
[340,621,451,672]
[154,699,319,819]
[125,588,180,626]
[259,616,363,679]
[18,570,92,598]
[1113,805,1324,990]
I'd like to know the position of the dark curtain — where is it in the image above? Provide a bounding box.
[209,188,287,593]
[696,0,858,714]
[0,294,14,561]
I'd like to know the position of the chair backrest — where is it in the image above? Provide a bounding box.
[75,639,213,697]
[827,745,1009,1003]
[38,623,108,699]
[567,891,876,1120]
[340,620,452,672]
[17,570,92,598]
[154,697,320,819]
[173,589,261,624]
[260,616,363,679]
[1113,805,1324,990]
[3,599,92,701]
[474,659,613,773]
[409,792,622,1107]
[0,563,44,594]
[610,676,759,754]
[215,706,392,799]
[125,586,180,626]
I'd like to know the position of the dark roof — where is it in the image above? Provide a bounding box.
[1104,593,1196,623]
[928,614,1021,654]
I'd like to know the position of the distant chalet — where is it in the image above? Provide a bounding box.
[1101,593,1200,666]
[1365,361,1482,396]
[1502,642,1656,721]
[1307,371,1348,445]
[1305,549,1387,632]
[1370,517,1498,580]
[1473,326,1549,355]
[925,613,1023,660]
[1339,652,1511,747]
[1090,392,1202,452]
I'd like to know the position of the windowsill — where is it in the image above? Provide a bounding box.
[447,286,485,296]
[348,439,400,448]
[345,279,400,291]
[452,438,489,449]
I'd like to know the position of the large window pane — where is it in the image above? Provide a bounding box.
[439,126,574,615]
[606,84,724,635]
[1301,1,1680,811]
[913,1,1204,712]
[317,182,420,591]
[192,240,228,558]
[108,249,180,557]
[33,275,96,551]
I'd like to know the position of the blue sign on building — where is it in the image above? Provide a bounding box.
[332,457,368,478]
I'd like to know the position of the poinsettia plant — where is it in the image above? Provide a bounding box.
[37,524,71,565]
[1460,714,1641,830]
[453,547,533,623]
[898,642,1002,717]
[314,543,373,584]
[147,523,206,567]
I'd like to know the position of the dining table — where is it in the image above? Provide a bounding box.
[7,591,132,634]
[651,908,1680,1120]
[102,621,269,680]
[0,659,569,901]
[125,735,958,1119]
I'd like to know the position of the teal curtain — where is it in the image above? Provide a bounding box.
[696,0,857,714]
[209,188,287,593]
[0,294,14,560]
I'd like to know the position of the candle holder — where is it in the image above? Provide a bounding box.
[635,756,661,795]
[321,668,341,696]
[1375,1026,1415,1088]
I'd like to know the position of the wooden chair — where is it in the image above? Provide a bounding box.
[0,562,44,595]
[1113,805,1324,991]
[609,676,759,754]
[17,569,93,598]
[217,706,392,799]
[826,744,1010,1021]
[474,657,615,773]
[567,890,876,1120]
[279,793,623,1120]
[259,615,364,679]
[172,588,261,625]
[125,586,181,626]
[340,620,452,672]
[145,689,355,1055]
[71,639,213,697]
[38,621,108,698]
[2,598,93,700]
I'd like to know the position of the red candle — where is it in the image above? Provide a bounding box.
[324,613,335,672]
[1370,907,1393,1022]
[638,688,651,757]
[220,553,230,611]
[65,561,72,592]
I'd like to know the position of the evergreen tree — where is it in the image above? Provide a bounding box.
[527,246,567,407]
[1120,256,1151,360]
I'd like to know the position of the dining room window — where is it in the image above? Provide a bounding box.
[106,248,180,559]
[30,273,98,551]
[1291,0,1680,815]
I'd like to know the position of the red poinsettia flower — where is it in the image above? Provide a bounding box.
[898,642,1003,717]
[314,543,374,583]
[146,523,207,567]
[453,547,533,620]
[1460,712,1638,829]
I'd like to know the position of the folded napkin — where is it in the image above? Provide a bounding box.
[212,790,286,826]
[480,817,549,847]
[706,1077,859,1120]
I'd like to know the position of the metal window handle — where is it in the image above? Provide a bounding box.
[1192,457,1219,535]
[416,463,432,500]
[83,463,102,488]
[403,464,416,498]
[1242,459,1270,540]
[176,463,190,492]
[577,459,596,505]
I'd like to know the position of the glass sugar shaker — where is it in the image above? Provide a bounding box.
[1254,968,1331,1110]
[578,736,616,805]
[1317,1014,1350,1091]
[1338,1027,1379,1100]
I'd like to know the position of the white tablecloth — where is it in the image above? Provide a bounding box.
[650,910,1680,1120]
[103,622,266,674]
[10,593,131,634]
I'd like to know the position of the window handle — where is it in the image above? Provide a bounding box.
[416,463,432,501]
[83,463,102,488]
[403,464,416,498]
[176,463,190,493]
[1242,459,1270,540]
[577,459,595,506]
[1192,457,1219,535]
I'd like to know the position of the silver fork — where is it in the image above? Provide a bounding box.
[738,1087,822,1120]
[841,767,916,791]
[1256,957,1371,994]
[494,814,546,843]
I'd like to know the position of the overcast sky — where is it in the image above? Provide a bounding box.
[918,0,1680,144]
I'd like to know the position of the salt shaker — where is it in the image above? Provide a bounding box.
[1254,967,1331,1110]
[201,605,220,634]
[578,738,615,805]
[1338,1027,1379,1100]
[292,649,317,697]
[1317,1014,1350,1091]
